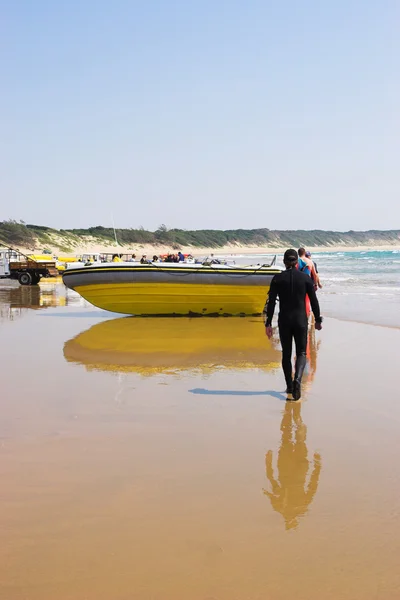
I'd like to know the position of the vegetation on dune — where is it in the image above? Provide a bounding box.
[0,220,399,251]
[0,220,38,247]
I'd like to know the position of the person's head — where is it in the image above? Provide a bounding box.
[298,247,306,257]
[283,248,298,268]
[132,254,136,259]
[153,255,158,261]
[305,251,311,258]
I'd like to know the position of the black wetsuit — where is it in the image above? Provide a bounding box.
[264,267,322,388]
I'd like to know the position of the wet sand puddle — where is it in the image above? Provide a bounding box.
[0,283,400,599]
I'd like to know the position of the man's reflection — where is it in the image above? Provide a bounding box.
[263,402,321,530]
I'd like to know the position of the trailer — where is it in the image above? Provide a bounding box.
[0,247,58,285]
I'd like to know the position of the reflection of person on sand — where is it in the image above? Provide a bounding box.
[263,403,321,530]
[303,325,321,387]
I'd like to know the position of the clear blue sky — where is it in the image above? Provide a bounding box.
[1,0,399,231]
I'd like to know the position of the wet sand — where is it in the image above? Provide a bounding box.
[1,283,400,600]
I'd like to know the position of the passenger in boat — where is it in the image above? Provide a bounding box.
[264,249,323,401]
[140,254,149,264]
[152,255,159,262]
[210,253,220,264]
[112,254,122,262]
[177,251,185,262]
[128,253,136,262]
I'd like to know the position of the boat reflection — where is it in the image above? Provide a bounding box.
[63,317,281,376]
[263,402,322,530]
[0,283,81,321]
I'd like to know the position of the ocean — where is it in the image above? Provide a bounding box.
[312,250,400,328]
[225,250,400,328]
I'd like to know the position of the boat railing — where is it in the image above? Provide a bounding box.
[202,254,277,268]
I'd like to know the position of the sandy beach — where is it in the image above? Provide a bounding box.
[0,282,399,600]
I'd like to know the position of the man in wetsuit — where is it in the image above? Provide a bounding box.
[264,249,323,400]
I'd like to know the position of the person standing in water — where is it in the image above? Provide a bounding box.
[264,249,323,400]
[298,247,322,289]
[305,250,319,276]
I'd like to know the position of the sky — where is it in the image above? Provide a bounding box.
[1,0,399,232]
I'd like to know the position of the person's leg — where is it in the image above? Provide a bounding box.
[279,324,293,392]
[292,325,308,400]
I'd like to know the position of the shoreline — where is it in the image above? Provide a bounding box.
[0,277,398,331]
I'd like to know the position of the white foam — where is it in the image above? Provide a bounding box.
[324,277,353,282]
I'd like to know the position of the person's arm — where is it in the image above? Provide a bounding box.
[305,277,322,328]
[263,276,278,326]
[311,260,322,288]
[315,268,322,289]
[310,263,322,289]
[264,450,281,496]
[263,276,278,338]
[304,452,322,506]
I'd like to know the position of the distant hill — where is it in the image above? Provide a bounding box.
[0,220,399,252]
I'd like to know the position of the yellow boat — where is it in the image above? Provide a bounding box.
[63,317,281,375]
[55,255,79,273]
[28,254,56,261]
[58,256,78,262]
[62,262,280,316]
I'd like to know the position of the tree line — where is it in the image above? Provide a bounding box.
[0,220,399,250]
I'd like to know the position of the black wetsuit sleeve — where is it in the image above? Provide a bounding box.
[306,277,322,323]
[264,276,278,326]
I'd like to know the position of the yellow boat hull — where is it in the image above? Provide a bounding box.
[74,281,270,315]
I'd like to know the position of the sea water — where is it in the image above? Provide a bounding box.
[311,250,400,328]
[226,250,400,328]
